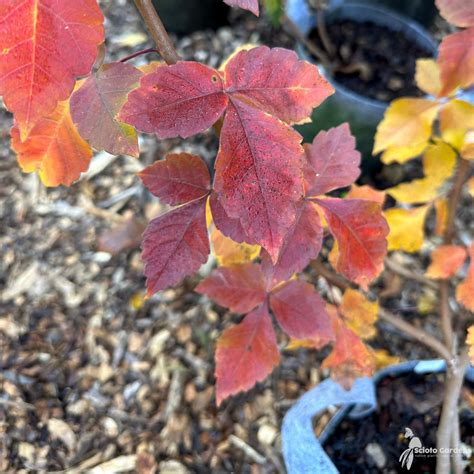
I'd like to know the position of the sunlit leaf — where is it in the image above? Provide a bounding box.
[10,100,92,186]
[415,59,442,96]
[439,99,474,151]
[385,206,430,252]
[339,289,378,340]
[386,143,456,204]
[456,243,474,311]
[211,227,260,266]
[0,0,104,139]
[426,245,467,279]
[467,326,474,365]
[314,198,389,289]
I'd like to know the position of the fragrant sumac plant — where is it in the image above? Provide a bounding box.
[1,0,473,472]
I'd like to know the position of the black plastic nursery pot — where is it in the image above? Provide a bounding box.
[320,362,474,473]
[152,0,229,35]
[294,2,437,163]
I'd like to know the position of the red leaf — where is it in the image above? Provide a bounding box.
[304,124,361,196]
[196,263,266,314]
[223,0,259,15]
[261,199,323,284]
[214,97,303,261]
[0,0,104,139]
[438,28,474,96]
[209,192,253,244]
[224,46,333,124]
[322,306,375,389]
[139,153,211,206]
[10,100,93,187]
[215,303,280,405]
[435,0,474,27]
[142,197,209,295]
[70,62,142,157]
[269,280,334,343]
[314,198,389,289]
[119,62,228,138]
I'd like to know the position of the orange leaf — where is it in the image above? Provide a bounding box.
[10,100,93,186]
[215,303,280,405]
[315,198,389,289]
[434,198,449,236]
[0,0,104,139]
[426,245,467,279]
[347,184,386,206]
[456,243,474,311]
[322,306,375,389]
[438,28,474,96]
[339,289,379,340]
[467,326,474,365]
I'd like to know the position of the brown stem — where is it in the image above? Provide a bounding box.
[439,281,453,351]
[385,257,437,290]
[133,0,180,65]
[281,14,333,71]
[315,1,336,57]
[444,158,470,245]
[379,308,453,364]
[312,260,453,362]
[450,411,463,474]
[436,348,469,474]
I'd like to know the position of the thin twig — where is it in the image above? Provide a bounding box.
[229,435,266,464]
[379,308,453,364]
[281,14,333,70]
[439,281,453,351]
[436,348,469,474]
[133,0,180,65]
[315,0,336,57]
[385,258,438,290]
[120,47,160,63]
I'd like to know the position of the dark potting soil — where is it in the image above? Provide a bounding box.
[323,372,474,473]
[309,20,434,102]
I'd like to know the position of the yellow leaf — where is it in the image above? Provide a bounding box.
[211,227,260,266]
[340,289,379,340]
[373,98,440,162]
[461,131,474,160]
[373,349,401,369]
[467,177,474,197]
[386,143,456,204]
[415,58,442,96]
[381,142,428,165]
[440,99,474,151]
[456,243,474,311]
[385,205,430,252]
[467,326,474,365]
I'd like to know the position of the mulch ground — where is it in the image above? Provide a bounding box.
[0,2,472,473]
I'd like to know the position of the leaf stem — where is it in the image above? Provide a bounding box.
[120,47,160,63]
[133,0,180,65]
